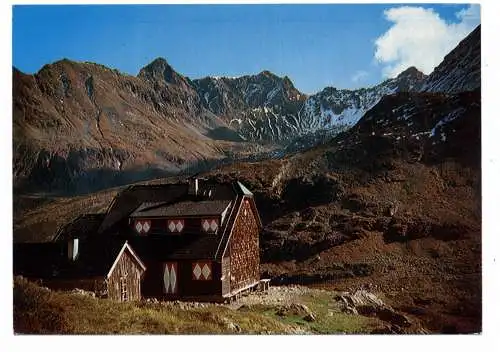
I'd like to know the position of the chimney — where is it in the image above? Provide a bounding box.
[188,178,199,196]
[68,238,79,261]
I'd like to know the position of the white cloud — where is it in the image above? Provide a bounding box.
[374,5,480,78]
[351,70,369,83]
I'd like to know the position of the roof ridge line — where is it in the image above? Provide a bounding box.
[214,195,244,260]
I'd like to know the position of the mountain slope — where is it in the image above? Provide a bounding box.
[13,25,479,194]
[14,88,481,332]
[297,67,426,136]
[13,59,426,193]
[13,59,244,193]
[421,25,481,93]
[201,88,481,333]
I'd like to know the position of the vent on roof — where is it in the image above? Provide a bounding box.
[202,188,214,199]
[188,178,199,196]
[68,238,79,261]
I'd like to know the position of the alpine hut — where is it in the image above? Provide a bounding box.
[95,178,263,302]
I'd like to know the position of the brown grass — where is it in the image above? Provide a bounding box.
[13,277,294,334]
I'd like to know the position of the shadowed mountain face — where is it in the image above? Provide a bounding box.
[420,25,481,94]
[12,59,237,193]
[12,25,480,194]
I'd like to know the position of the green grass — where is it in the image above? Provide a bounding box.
[13,277,380,334]
[236,291,381,334]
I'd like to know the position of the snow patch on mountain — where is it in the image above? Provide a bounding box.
[430,108,466,137]
[194,66,426,145]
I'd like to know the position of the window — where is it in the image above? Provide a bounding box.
[133,219,151,235]
[192,261,212,280]
[201,218,219,233]
[167,219,184,233]
[120,276,128,301]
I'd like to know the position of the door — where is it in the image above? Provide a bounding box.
[163,262,178,295]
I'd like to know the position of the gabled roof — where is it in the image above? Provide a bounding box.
[107,241,146,278]
[131,200,231,218]
[93,179,262,261]
[236,181,254,196]
[55,213,106,241]
[98,184,188,234]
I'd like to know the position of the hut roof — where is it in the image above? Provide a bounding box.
[130,199,231,218]
[54,213,106,241]
[13,238,145,280]
[50,179,262,263]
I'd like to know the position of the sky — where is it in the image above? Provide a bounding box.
[13,3,480,94]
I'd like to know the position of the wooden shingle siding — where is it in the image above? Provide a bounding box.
[107,250,142,301]
[221,256,230,296]
[228,198,260,294]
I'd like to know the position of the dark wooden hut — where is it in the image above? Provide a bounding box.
[96,178,263,301]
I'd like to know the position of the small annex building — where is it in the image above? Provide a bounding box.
[13,238,146,301]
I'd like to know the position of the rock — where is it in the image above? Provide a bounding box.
[377,308,412,327]
[222,317,241,333]
[385,221,408,242]
[303,313,316,322]
[343,306,358,315]
[227,322,241,332]
[337,289,411,329]
[70,288,96,298]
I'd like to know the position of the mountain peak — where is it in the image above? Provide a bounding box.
[138,57,181,84]
[146,57,170,69]
[258,70,278,78]
[396,66,426,80]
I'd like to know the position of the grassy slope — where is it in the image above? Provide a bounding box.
[13,277,379,334]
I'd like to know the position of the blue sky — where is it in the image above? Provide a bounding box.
[12,4,480,94]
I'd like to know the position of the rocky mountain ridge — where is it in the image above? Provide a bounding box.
[193,66,427,143]
[420,25,480,94]
[12,25,480,193]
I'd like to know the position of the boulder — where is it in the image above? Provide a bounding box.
[336,290,412,329]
